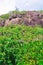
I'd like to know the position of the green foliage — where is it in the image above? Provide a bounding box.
[0,25,43,65]
[0,13,9,19]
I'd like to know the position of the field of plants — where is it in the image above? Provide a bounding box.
[0,24,43,65]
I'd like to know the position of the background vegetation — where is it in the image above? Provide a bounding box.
[0,11,25,19]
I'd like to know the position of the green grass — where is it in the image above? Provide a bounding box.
[0,25,43,65]
[0,13,9,19]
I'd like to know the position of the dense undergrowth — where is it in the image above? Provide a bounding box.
[0,25,43,65]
